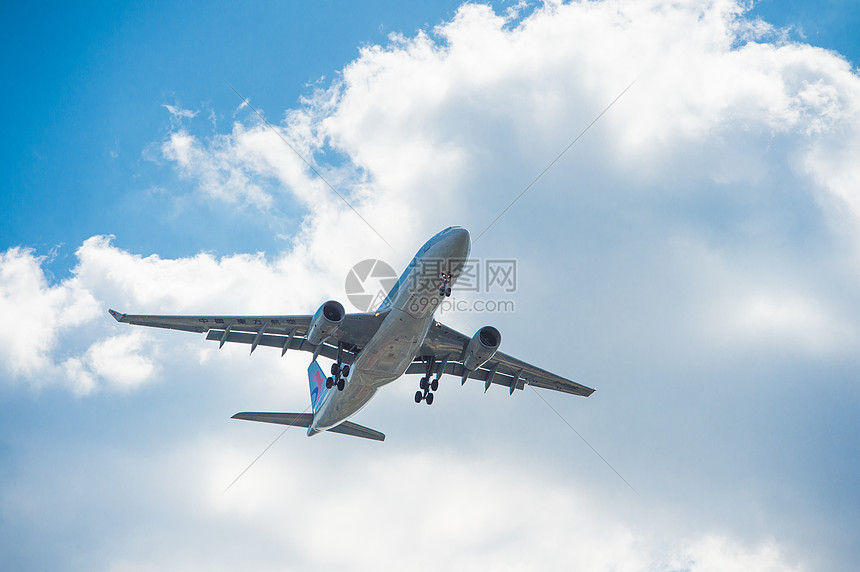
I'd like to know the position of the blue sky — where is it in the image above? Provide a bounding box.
[2,1,464,267]
[2,1,860,570]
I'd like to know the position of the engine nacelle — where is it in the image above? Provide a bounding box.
[307,300,345,345]
[462,326,501,371]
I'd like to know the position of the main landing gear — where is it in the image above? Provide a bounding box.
[439,272,452,297]
[326,342,349,391]
[414,356,441,405]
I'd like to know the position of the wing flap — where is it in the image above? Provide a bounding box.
[203,330,354,362]
[405,361,527,391]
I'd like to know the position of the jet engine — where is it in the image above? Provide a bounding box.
[462,326,501,371]
[307,300,345,345]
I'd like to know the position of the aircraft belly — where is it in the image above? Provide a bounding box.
[312,309,432,432]
[353,308,432,386]
[312,375,377,431]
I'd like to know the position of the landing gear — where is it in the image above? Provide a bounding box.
[328,366,348,391]
[416,374,435,405]
[415,380,436,405]
[329,362,350,377]
[414,355,445,405]
[439,272,452,297]
[327,343,349,391]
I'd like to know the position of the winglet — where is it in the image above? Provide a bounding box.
[108,309,126,322]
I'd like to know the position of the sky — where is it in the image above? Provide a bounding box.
[2,0,859,570]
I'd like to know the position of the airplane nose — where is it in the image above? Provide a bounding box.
[449,227,470,253]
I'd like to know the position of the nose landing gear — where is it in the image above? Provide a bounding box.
[439,272,452,297]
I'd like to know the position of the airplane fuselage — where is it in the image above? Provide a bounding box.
[308,226,470,435]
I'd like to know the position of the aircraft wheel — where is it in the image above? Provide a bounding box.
[414,390,423,403]
[445,287,451,297]
[425,392,434,405]
[341,364,350,377]
[431,379,439,392]
[419,377,428,390]
[326,377,334,389]
[337,379,345,391]
[439,287,446,297]
[331,363,340,376]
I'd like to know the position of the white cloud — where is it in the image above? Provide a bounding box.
[5,430,802,572]
[161,128,275,209]
[730,293,856,354]
[84,331,157,391]
[664,534,801,572]
[292,0,860,242]
[147,1,860,259]
[0,247,99,378]
[60,356,97,395]
[163,104,199,120]
[0,236,341,393]
[3,1,860,570]
[190,444,801,571]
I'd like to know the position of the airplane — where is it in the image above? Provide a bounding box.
[109,226,594,441]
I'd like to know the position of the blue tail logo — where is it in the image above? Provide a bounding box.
[308,360,327,413]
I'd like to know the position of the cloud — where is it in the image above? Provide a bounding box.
[163,104,199,120]
[1,430,805,571]
[0,235,340,394]
[134,2,860,568]
[295,0,860,252]
[3,1,860,570]
[281,0,860,357]
[160,128,275,209]
[729,292,856,354]
[0,247,99,379]
[83,331,157,390]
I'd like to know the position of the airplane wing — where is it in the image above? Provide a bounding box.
[406,321,595,397]
[108,308,386,363]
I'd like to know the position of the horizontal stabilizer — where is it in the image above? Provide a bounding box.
[327,422,385,442]
[232,412,385,442]
[232,412,313,427]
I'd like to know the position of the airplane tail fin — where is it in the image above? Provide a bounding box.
[308,360,327,413]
